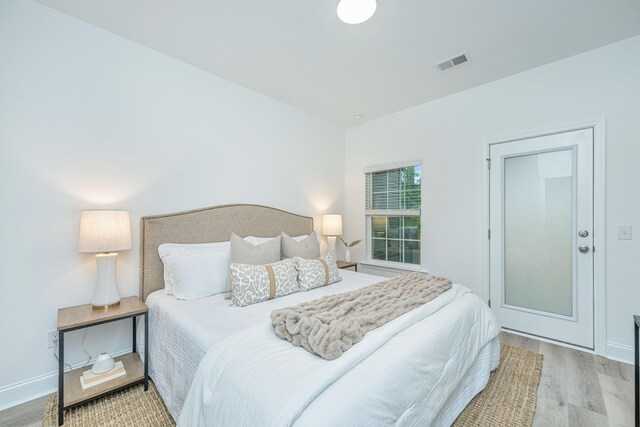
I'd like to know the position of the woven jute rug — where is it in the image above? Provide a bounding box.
[453,344,543,426]
[43,344,542,426]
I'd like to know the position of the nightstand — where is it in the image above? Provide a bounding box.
[56,296,149,426]
[337,260,358,272]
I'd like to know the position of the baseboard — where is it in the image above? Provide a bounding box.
[0,348,130,412]
[606,341,634,365]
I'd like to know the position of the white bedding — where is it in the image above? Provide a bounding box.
[140,270,500,425]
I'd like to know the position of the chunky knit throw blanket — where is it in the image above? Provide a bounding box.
[270,273,452,360]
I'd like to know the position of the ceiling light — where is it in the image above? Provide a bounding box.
[337,0,377,25]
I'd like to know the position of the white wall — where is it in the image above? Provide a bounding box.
[345,36,640,362]
[0,0,345,408]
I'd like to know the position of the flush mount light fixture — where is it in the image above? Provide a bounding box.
[337,0,377,24]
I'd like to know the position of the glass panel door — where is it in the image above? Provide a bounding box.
[489,128,594,349]
[503,149,574,316]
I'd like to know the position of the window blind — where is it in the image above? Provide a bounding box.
[365,164,421,216]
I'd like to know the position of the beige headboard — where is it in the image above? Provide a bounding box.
[139,204,313,300]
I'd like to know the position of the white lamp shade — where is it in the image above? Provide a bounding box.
[78,210,132,253]
[322,214,343,236]
[337,0,377,24]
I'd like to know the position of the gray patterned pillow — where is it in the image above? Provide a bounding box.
[230,258,298,307]
[226,233,282,297]
[295,250,342,291]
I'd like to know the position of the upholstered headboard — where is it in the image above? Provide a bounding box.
[139,204,314,300]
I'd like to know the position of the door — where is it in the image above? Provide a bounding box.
[489,128,594,349]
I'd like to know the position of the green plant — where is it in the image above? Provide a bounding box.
[340,238,362,248]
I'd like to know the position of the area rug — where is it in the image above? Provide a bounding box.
[453,344,543,426]
[43,344,542,426]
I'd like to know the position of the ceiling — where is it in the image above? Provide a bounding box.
[36,0,640,126]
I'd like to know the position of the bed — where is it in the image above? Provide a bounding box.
[137,204,500,426]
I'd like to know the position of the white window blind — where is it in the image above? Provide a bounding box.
[365,164,422,215]
[365,162,422,266]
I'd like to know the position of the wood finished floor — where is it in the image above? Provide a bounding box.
[0,331,634,426]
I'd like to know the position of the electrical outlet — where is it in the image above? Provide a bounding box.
[618,224,632,240]
[48,330,59,349]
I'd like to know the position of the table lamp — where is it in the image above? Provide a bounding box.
[78,210,132,310]
[322,214,343,251]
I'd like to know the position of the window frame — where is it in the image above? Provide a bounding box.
[364,161,422,270]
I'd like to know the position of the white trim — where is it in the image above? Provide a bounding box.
[360,260,427,275]
[482,119,606,356]
[504,330,632,366]
[0,348,131,411]
[606,341,634,365]
[363,159,422,173]
[365,209,420,216]
[502,328,597,354]
[592,120,607,360]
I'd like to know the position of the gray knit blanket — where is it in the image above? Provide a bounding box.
[270,273,452,360]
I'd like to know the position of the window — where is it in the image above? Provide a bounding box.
[365,162,421,266]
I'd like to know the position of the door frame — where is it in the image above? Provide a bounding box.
[481,119,606,355]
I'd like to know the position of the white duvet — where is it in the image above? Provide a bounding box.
[177,282,500,427]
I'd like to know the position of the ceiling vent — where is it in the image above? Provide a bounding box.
[436,53,469,71]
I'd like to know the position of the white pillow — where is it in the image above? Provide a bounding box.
[158,241,231,295]
[165,249,231,300]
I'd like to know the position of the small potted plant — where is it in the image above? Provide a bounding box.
[339,238,362,262]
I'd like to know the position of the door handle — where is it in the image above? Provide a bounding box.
[578,245,590,253]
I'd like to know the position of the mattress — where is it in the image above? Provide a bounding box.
[139,270,500,423]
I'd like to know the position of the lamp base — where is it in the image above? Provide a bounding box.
[92,301,121,311]
[92,253,121,309]
[327,236,337,252]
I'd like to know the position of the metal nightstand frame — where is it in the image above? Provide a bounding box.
[57,311,148,426]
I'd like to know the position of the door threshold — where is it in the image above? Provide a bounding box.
[501,327,598,355]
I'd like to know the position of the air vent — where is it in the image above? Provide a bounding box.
[436,52,469,71]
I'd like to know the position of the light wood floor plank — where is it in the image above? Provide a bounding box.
[567,402,610,427]
[499,331,541,353]
[532,396,569,427]
[537,341,568,403]
[564,347,608,415]
[0,394,48,427]
[598,372,634,427]
[595,353,634,382]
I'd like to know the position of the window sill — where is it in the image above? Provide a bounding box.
[359,260,427,275]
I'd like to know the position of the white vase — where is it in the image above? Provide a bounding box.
[92,352,115,375]
[345,247,351,262]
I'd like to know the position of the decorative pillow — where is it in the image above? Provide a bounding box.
[227,233,281,294]
[230,259,298,307]
[281,231,320,259]
[245,234,316,245]
[159,241,230,295]
[166,250,230,300]
[295,250,342,291]
[245,236,278,246]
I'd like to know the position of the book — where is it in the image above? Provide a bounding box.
[80,361,126,390]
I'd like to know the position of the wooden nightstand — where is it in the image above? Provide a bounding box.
[337,260,358,272]
[56,296,149,426]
